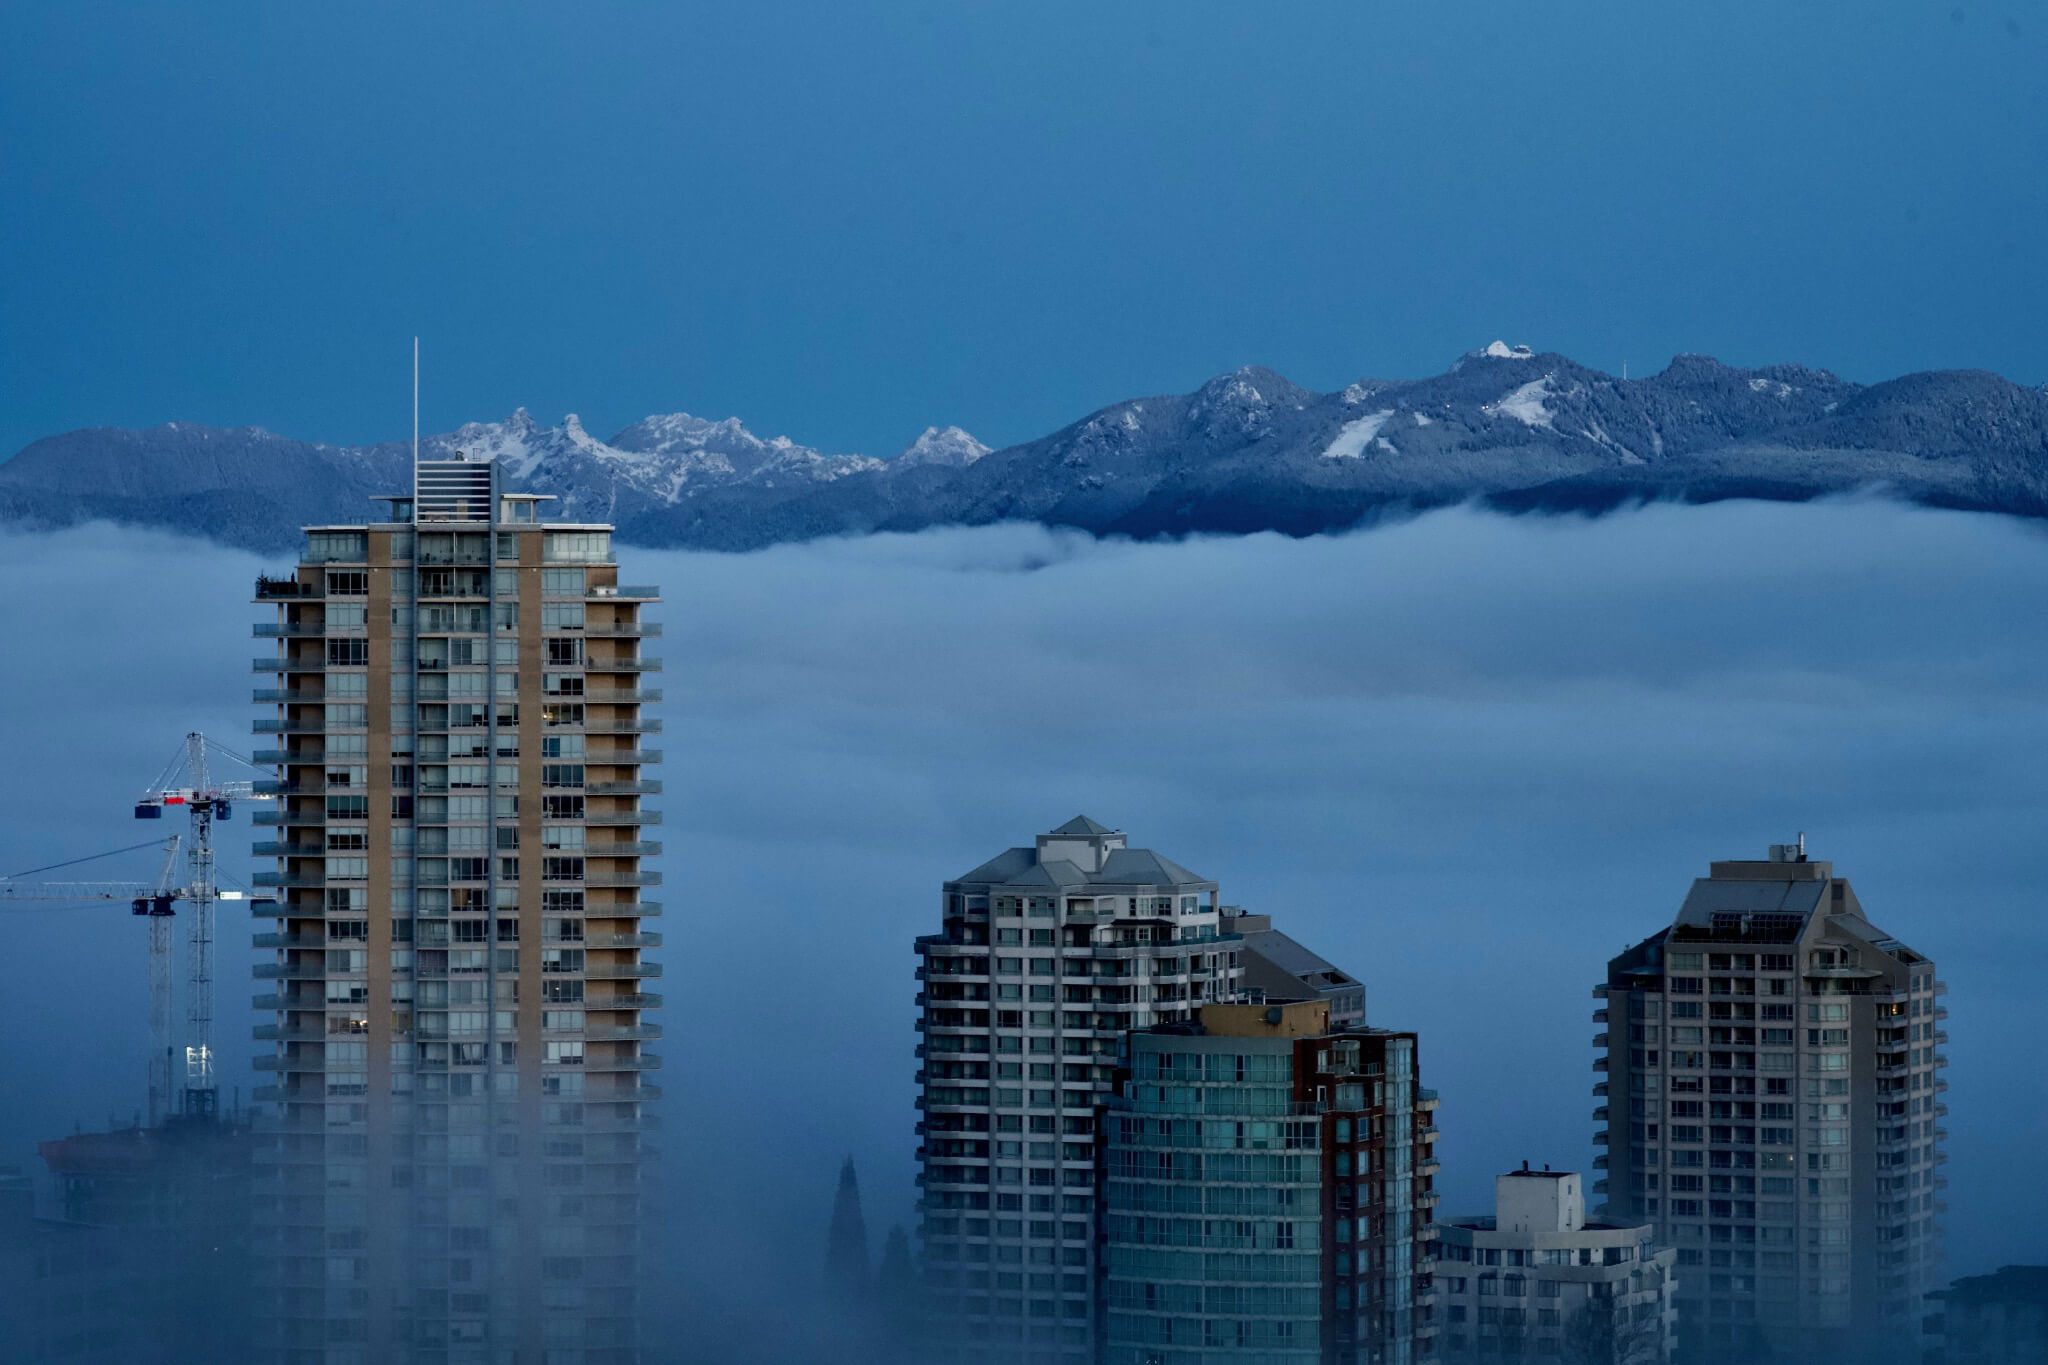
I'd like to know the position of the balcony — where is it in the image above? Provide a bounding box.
[581,932,663,949]
[587,780,662,796]
[252,623,337,638]
[584,656,663,673]
[252,962,330,980]
[252,656,324,672]
[584,962,664,980]
[255,577,318,600]
[250,993,325,1011]
[250,808,326,827]
[251,933,327,949]
[252,688,324,703]
[583,1054,664,1073]
[251,1025,334,1042]
[577,688,662,704]
[251,718,327,735]
[251,872,332,889]
[1592,1009,1608,1024]
[589,992,663,1010]
[577,719,664,735]
[584,871,662,888]
[590,585,660,600]
[584,1025,664,1042]
[585,623,663,638]
[589,841,663,857]
[583,810,664,826]
[1592,1032,1609,1048]
[589,749,663,765]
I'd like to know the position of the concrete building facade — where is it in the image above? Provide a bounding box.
[1595,842,1945,1362]
[1100,1001,1440,1365]
[915,817,1245,1365]
[1436,1169,1676,1364]
[250,456,660,1365]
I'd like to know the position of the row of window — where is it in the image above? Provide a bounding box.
[305,532,612,565]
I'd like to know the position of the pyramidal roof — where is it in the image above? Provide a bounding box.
[1048,814,1117,836]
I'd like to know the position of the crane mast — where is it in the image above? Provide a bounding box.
[137,730,267,1118]
[183,732,219,1114]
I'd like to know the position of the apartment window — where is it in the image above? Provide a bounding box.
[307,533,368,563]
[543,532,612,563]
[542,603,586,631]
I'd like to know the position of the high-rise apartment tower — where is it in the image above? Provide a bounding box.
[250,456,662,1365]
[1595,842,1945,1363]
[1101,1000,1440,1365]
[915,817,1247,1364]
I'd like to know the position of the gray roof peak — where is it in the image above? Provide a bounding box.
[1048,815,1118,836]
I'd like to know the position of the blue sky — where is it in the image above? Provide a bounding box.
[4,1,2045,458]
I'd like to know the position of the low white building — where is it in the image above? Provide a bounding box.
[1436,1168,1678,1364]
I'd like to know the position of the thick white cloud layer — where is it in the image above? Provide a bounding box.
[3,501,2043,1352]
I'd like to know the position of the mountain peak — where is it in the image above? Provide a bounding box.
[893,425,990,469]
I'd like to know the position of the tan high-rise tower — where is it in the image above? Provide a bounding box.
[250,455,661,1364]
[1595,843,1945,1363]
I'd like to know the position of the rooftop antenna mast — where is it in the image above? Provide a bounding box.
[413,336,420,466]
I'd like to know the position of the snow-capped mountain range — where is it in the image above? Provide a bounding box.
[3,345,2045,552]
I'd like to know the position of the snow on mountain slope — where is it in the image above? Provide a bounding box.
[1493,377,1556,428]
[893,426,991,468]
[1324,410,1396,459]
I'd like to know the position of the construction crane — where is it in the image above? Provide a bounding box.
[1,834,186,1124]
[134,732,271,1118]
[0,732,270,1125]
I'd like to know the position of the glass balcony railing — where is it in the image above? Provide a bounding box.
[589,992,663,1010]
[583,810,663,826]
